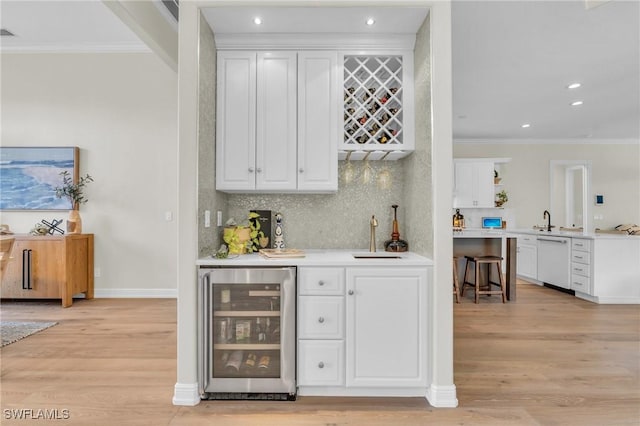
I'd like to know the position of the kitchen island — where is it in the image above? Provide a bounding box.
[453,230,517,301]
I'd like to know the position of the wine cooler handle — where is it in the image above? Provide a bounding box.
[348,290,354,295]
[318,317,325,323]
[248,167,254,173]
[318,362,325,369]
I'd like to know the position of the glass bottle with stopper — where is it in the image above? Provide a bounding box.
[384,204,409,252]
[452,208,465,230]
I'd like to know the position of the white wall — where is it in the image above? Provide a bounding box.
[453,142,640,230]
[1,53,178,295]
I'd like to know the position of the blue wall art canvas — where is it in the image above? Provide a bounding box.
[0,147,79,210]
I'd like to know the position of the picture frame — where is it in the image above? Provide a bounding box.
[0,146,79,210]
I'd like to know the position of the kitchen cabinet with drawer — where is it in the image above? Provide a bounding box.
[570,238,592,295]
[297,267,346,387]
[297,265,428,394]
[516,234,538,281]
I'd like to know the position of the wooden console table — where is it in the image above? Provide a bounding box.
[0,234,94,307]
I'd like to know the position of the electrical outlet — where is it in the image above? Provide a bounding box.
[95,267,101,278]
[204,210,211,228]
[165,211,173,221]
[217,211,223,227]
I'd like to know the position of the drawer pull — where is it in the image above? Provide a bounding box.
[318,317,325,323]
[318,280,325,286]
[318,362,325,369]
[348,290,354,295]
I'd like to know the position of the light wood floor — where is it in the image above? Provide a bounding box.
[1,281,638,425]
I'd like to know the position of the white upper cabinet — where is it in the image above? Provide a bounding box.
[216,51,256,191]
[297,52,339,191]
[453,160,495,208]
[216,51,338,193]
[256,51,298,191]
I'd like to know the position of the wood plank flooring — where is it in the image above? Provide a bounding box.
[1,281,638,425]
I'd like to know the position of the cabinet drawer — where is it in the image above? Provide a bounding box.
[298,340,344,386]
[517,235,537,246]
[299,267,345,295]
[571,262,590,277]
[571,251,590,265]
[571,274,590,293]
[571,239,591,252]
[298,296,345,339]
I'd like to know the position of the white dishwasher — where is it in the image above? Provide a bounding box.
[537,236,571,289]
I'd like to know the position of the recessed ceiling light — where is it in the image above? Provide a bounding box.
[567,82,581,89]
[521,123,531,128]
[253,17,263,25]
[571,101,584,106]
[366,18,376,26]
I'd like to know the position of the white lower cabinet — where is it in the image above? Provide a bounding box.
[516,234,538,281]
[570,238,591,295]
[297,266,428,395]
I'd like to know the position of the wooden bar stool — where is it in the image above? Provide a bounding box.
[452,256,461,303]
[461,255,506,304]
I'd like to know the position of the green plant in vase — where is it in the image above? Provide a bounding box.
[54,170,93,234]
[223,212,265,254]
[495,190,508,207]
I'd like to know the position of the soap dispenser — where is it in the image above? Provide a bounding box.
[453,209,465,230]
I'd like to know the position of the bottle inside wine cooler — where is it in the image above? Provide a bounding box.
[224,350,243,374]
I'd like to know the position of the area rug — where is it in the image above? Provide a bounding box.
[1,321,57,347]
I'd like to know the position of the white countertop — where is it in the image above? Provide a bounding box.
[454,228,639,240]
[197,249,432,267]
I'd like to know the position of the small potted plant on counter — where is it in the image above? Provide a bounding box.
[223,212,265,254]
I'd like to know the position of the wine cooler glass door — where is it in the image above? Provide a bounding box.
[199,267,296,396]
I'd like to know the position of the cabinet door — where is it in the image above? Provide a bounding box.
[216,51,257,191]
[297,51,338,192]
[516,243,538,280]
[1,239,63,298]
[256,51,297,191]
[453,161,494,208]
[345,267,427,388]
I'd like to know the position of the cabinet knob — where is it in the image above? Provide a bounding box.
[318,317,325,323]
[348,290,354,295]
[256,167,262,173]
[318,362,325,369]
[299,168,304,173]
[248,167,254,173]
[318,280,325,286]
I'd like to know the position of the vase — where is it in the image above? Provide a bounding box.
[67,210,82,234]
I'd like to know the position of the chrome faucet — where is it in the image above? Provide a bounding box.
[543,210,551,232]
[369,215,378,252]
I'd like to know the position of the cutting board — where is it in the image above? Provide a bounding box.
[259,249,306,259]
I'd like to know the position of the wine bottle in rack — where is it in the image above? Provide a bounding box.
[379,92,390,104]
[356,134,370,144]
[377,132,391,144]
[258,355,271,371]
[367,103,379,115]
[368,123,380,136]
[388,108,399,116]
[344,87,355,101]
[242,353,257,373]
[224,350,244,373]
[358,115,368,125]
[379,113,391,126]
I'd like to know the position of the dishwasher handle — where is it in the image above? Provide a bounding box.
[538,238,568,244]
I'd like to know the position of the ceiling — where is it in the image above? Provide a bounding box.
[1,1,638,142]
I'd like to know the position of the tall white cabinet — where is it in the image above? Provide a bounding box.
[216,50,338,193]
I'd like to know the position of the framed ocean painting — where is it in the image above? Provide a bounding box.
[0,147,79,210]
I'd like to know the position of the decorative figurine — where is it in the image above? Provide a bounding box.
[274,212,285,250]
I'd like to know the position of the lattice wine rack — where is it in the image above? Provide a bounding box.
[343,55,405,151]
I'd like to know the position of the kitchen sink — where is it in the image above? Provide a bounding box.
[352,253,403,259]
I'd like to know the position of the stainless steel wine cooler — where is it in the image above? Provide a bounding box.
[198,267,296,400]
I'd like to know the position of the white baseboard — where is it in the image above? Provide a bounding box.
[173,382,200,406]
[426,384,458,408]
[90,289,177,298]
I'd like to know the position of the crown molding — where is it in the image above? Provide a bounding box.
[214,32,416,50]
[454,138,640,145]
[0,42,151,54]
